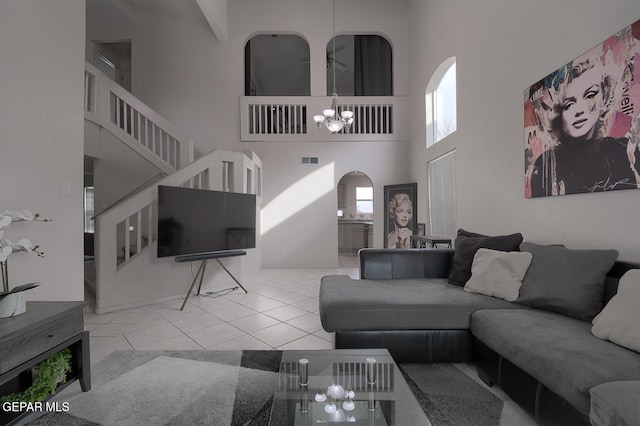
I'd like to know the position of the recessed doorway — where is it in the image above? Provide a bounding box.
[337,171,373,266]
[92,40,131,91]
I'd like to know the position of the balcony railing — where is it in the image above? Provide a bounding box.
[240,96,409,142]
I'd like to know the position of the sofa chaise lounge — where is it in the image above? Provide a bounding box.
[319,245,640,426]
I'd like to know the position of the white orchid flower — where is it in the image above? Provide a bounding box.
[0,215,11,229]
[4,240,18,251]
[9,239,43,257]
[1,237,44,259]
[18,210,36,221]
[3,210,37,221]
[2,211,20,220]
[16,239,34,252]
[0,209,47,295]
[0,246,12,262]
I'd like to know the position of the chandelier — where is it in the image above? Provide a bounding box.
[313,0,354,134]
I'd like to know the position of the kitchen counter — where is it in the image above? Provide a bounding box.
[338,221,373,251]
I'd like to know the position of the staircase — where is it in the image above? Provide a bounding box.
[84,62,263,314]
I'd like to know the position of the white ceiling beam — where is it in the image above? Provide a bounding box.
[196,0,228,43]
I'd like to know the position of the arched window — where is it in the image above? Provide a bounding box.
[326,35,393,96]
[245,34,310,96]
[426,57,457,146]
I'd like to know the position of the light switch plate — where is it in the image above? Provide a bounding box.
[61,180,72,197]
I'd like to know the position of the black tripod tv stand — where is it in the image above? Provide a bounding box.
[175,250,248,310]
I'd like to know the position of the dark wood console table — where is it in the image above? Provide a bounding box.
[0,301,90,425]
[410,235,452,248]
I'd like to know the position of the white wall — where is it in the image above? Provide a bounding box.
[408,0,640,262]
[0,0,85,300]
[255,142,408,267]
[87,0,413,268]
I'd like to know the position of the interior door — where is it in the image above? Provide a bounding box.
[93,41,131,91]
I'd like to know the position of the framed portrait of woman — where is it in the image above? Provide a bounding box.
[524,19,640,198]
[384,183,417,248]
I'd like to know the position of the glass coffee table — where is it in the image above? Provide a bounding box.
[269,349,431,425]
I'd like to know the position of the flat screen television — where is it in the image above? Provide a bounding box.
[157,185,256,258]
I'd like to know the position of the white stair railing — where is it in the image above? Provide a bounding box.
[84,62,193,173]
[84,61,263,313]
[94,149,263,314]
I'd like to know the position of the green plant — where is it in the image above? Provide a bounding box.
[0,349,72,404]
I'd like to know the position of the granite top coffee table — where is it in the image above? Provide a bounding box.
[269,349,431,425]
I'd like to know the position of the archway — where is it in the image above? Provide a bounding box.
[337,171,373,267]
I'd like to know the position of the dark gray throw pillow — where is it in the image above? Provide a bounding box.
[516,242,619,320]
[447,229,523,286]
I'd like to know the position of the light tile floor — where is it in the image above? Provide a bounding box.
[83,252,536,425]
[85,253,361,366]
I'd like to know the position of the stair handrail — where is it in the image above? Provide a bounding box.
[84,61,194,171]
[91,172,166,220]
[93,148,262,313]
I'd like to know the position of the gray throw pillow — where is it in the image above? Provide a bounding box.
[516,242,619,320]
[448,229,523,286]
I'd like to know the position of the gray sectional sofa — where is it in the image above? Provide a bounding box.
[319,247,640,426]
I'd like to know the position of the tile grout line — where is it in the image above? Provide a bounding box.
[87,263,354,361]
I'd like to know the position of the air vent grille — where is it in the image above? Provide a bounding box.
[301,156,319,165]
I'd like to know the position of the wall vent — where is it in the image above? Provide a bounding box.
[301,156,319,165]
